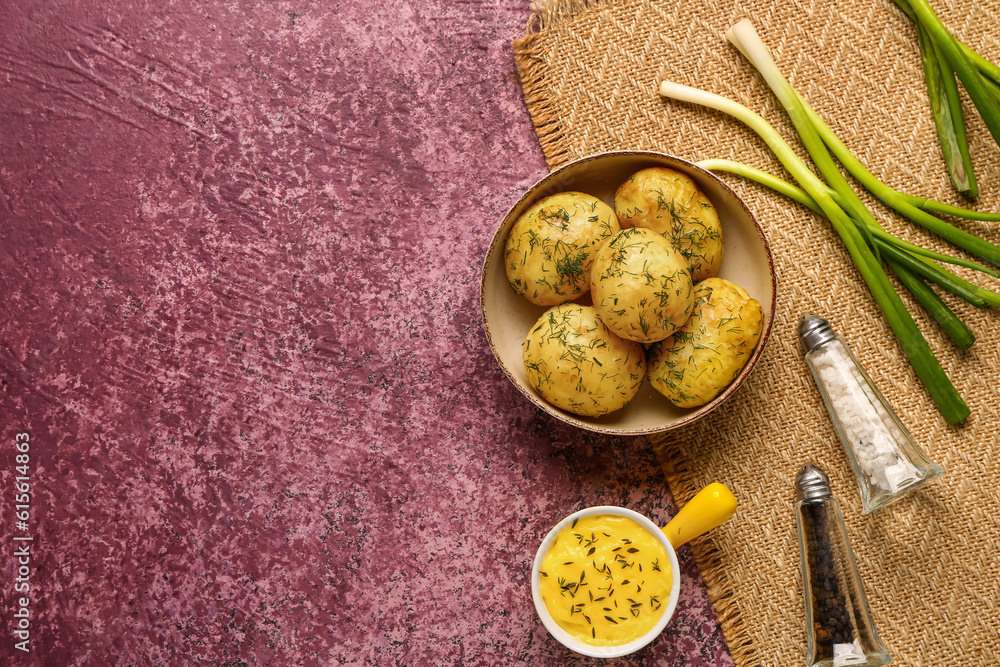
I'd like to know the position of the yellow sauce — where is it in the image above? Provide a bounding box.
[538,514,673,646]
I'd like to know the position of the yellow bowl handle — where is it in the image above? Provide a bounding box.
[661,483,737,550]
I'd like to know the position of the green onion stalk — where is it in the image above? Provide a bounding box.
[916,20,977,197]
[657,19,990,423]
[904,0,1000,148]
[892,0,1000,195]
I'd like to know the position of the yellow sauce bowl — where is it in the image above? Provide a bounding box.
[531,483,737,658]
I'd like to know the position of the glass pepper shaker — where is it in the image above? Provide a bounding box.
[795,464,891,667]
[799,314,944,513]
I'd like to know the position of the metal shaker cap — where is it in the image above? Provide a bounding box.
[795,464,833,501]
[799,314,836,352]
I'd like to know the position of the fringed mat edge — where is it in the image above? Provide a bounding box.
[653,437,762,667]
[512,0,621,169]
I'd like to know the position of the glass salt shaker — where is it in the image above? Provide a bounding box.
[795,464,891,667]
[799,314,944,513]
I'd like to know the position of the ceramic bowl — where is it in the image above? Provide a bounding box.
[531,484,737,657]
[480,151,776,434]
[530,506,681,658]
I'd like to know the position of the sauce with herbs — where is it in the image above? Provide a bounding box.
[538,514,673,646]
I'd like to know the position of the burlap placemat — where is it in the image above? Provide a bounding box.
[514,0,1000,663]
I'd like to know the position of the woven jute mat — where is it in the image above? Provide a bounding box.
[514,0,1000,663]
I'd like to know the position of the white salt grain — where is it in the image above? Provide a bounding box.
[810,340,919,494]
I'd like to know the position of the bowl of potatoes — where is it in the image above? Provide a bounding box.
[481,151,776,434]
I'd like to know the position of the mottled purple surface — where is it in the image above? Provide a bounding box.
[0,1,733,664]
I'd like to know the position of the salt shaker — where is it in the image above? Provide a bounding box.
[795,464,891,667]
[799,314,944,513]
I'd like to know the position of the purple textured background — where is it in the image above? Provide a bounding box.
[0,1,733,664]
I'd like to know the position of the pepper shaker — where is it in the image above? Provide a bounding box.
[799,314,944,513]
[795,464,891,667]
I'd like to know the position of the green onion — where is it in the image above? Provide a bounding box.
[897,192,1000,222]
[892,0,1000,88]
[659,20,973,423]
[892,0,977,196]
[878,243,989,308]
[916,20,977,197]
[894,0,1000,187]
[796,99,1000,266]
[889,260,976,349]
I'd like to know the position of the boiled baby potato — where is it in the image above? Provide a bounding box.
[505,192,619,306]
[590,227,694,344]
[522,303,646,417]
[614,167,723,282]
[647,277,763,408]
